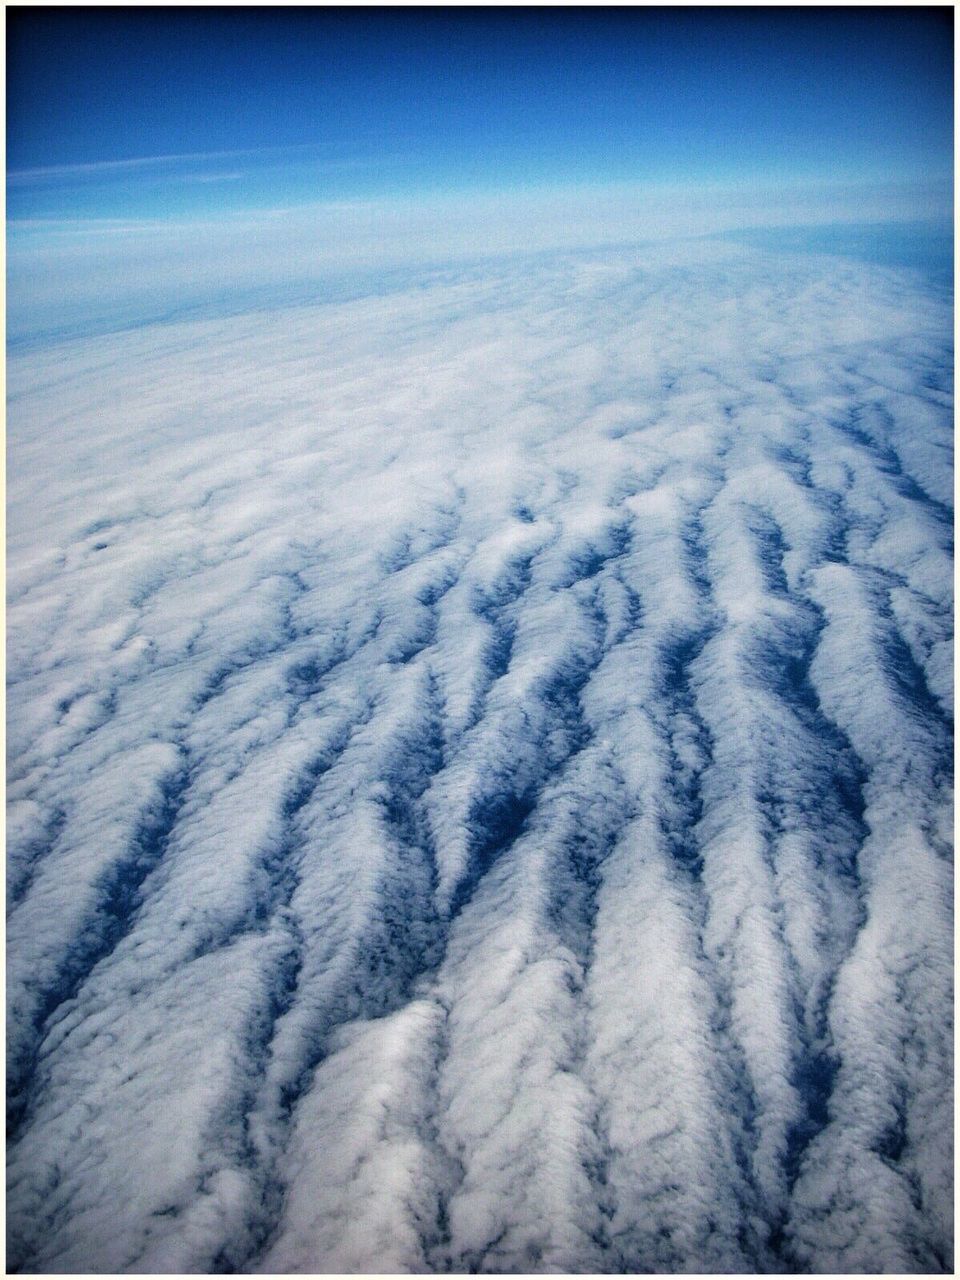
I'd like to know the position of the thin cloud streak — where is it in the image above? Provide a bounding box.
[6,141,368,183]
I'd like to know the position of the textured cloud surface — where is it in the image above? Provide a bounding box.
[7,238,953,1272]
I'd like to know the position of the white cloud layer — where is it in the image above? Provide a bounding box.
[7,236,952,1273]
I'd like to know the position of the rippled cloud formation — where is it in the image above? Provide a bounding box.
[7,238,953,1272]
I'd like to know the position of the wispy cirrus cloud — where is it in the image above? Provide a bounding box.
[6,140,385,183]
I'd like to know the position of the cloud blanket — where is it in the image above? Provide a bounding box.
[7,237,952,1272]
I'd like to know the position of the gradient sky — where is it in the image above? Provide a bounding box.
[7,6,954,221]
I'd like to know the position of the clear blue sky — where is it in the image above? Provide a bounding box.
[7,7,954,221]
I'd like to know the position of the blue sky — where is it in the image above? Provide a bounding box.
[7,7,954,221]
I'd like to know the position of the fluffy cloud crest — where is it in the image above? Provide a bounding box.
[7,237,952,1272]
